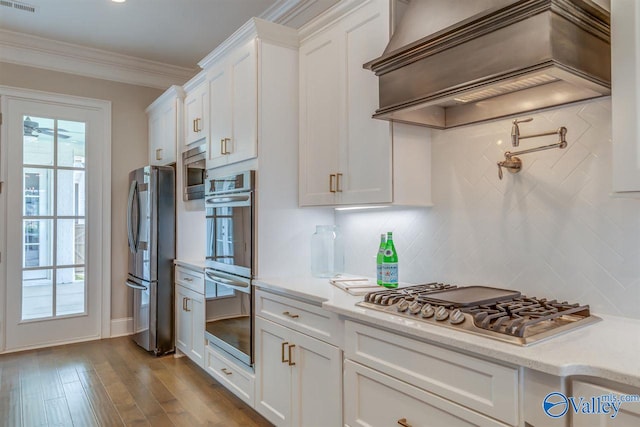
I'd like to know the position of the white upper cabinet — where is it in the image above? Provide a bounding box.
[146,85,184,166]
[612,0,640,193]
[207,40,258,169]
[199,19,297,170]
[299,0,432,207]
[183,75,208,148]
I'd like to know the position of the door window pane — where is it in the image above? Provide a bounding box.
[23,116,54,166]
[57,120,86,168]
[57,219,85,266]
[56,267,85,316]
[22,269,53,320]
[24,168,53,216]
[57,170,85,217]
[23,219,53,268]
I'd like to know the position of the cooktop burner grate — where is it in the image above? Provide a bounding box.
[357,283,600,345]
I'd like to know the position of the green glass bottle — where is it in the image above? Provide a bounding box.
[376,234,386,285]
[381,231,398,288]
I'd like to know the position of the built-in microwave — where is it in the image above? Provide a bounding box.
[181,144,206,201]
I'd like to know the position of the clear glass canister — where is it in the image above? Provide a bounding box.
[310,225,344,278]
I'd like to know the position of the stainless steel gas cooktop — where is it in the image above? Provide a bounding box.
[357,283,601,346]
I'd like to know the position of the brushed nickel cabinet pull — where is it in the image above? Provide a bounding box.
[183,277,193,282]
[281,341,289,363]
[194,117,202,132]
[329,174,336,193]
[155,148,162,161]
[283,311,299,319]
[336,173,343,192]
[397,418,412,427]
[221,368,233,376]
[184,298,191,312]
[288,344,295,366]
[182,297,187,311]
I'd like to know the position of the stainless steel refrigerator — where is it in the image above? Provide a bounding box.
[125,165,175,355]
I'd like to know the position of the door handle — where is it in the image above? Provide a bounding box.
[288,344,295,366]
[184,297,191,312]
[125,281,148,291]
[336,173,343,192]
[127,180,136,252]
[281,341,289,363]
[329,174,336,193]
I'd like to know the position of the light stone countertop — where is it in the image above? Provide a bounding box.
[254,275,640,389]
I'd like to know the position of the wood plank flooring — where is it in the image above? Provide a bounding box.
[0,337,273,427]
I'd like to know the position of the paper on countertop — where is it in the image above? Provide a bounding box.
[329,277,381,295]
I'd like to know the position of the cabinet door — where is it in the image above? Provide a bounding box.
[175,284,192,356]
[338,2,392,205]
[148,110,163,166]
[188,290,205,368]
[572,381,640,426]
[612,0,640,193]
[185,83,207,146]
[290,329,342,427]
[227,39,258,165]
[344,360,509,427]
[299,30,341,206]
[255,316,292,427]
[208,64,232,169]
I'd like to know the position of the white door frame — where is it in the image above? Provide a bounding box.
[0,86,112,352]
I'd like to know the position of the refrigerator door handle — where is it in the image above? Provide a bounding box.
[133,181,141,251]
[127,180,137,253]
[125,280,148,291]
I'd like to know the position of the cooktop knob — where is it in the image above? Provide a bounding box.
[396,298,410,312]
[420,303,435,318]
[409,301,422,314]
[449,309,465,325]
[435,306,449,321]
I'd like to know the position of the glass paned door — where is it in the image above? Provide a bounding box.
[3,92,108,352]
[21,116,87,320]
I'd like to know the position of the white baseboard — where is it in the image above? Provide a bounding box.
[110,317,133,337]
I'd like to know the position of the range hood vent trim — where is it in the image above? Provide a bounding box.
[366,0,611,129]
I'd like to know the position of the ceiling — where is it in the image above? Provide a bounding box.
[0,0,337,71]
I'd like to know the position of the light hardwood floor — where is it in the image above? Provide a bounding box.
[0,337,273,426]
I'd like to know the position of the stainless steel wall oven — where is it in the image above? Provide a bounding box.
[204,170,255,366]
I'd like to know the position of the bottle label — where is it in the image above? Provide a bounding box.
[381,262,398,285]
[377,264,382,284]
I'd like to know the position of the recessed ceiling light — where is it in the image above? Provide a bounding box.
[112,0,126,3]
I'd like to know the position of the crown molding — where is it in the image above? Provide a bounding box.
[298,0,370,42]
[0,29,197,89]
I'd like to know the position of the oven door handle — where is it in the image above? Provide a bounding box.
[205,271,250,292]
[205,193,252,207]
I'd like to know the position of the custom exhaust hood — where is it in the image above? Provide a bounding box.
[364,0,610,129]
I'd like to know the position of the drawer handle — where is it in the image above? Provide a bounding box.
[183,277,193,282]
[288,344,295,366]
[281,342,289,363]
[221,368,233,376]
[282,311,299,319]
[397,418,412,427]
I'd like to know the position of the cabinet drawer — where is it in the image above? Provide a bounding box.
[175,266,204,294]
[345,321,519,426]
[345,360,509,427]
[255,289,341,345]
[205,344,255,407]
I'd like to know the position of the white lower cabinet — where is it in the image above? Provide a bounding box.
[571,381,640,427]
[175,283,205,368]
[344,359,509,427]
[255,315,342,427]
[344,320,520,427]
[205,343,255,407]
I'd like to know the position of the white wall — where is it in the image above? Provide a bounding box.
[336,98,640,319]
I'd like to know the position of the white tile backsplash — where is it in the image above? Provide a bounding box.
[336,98,640,318]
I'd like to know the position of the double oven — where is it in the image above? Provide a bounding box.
[204,171,255,367]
